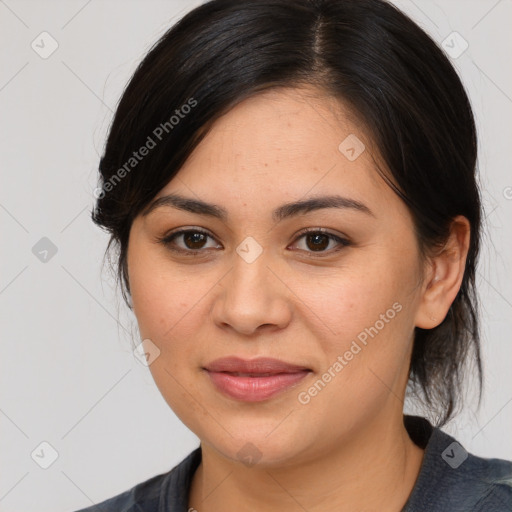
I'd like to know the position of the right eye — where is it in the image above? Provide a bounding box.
[156,228,222,255]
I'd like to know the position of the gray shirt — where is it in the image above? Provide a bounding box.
[73,415,512,511]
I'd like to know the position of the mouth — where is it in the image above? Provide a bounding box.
[203,357,312,402]
[203,356,311,374]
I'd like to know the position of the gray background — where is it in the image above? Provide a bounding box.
[0,1,511,511]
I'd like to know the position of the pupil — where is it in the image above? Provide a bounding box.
[308,233,328,251]
[185,232,206,249]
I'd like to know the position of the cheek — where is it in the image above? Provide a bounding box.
[131,278,204,357]
[296,289,413,427]
[129,262,211,426]
[310,264,405,341]
[128,240,202,340]
[307,256,418,387]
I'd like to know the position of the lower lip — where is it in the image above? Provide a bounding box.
[205,370,311,402]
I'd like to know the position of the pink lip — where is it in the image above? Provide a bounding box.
[203,357,312,402]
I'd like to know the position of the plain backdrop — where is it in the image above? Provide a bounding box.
[0,1,511,511]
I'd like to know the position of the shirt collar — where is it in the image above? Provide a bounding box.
[159,415,493,512]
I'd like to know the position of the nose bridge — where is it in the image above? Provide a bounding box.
[230,235,273,297]
[213,235,289,333]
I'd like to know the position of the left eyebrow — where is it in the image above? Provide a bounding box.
[142,193,375,221]
[272,195,375,221]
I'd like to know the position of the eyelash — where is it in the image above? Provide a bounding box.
[156,227,351,257]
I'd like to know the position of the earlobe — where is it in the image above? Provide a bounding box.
[414,215,470,329]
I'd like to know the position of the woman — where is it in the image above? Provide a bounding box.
[77,0,512,510]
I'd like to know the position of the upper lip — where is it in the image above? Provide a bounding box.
[203,357,311,374]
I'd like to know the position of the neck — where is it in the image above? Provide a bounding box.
[188,413,425,512]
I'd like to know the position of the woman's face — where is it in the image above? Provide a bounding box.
[127,87,428,467]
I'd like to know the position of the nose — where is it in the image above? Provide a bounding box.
[211,249,292,337]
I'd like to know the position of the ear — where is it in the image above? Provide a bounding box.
[414,215,471,329]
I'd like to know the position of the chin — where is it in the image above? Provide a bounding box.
[201,423,312,469]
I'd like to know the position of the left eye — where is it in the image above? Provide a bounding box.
[158,228,350,256]
[292,229,350,254]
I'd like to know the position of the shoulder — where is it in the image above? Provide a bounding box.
[70,447,202,512]
[71,475,161,512]
[71,469,171,512]
[403,415,512,512]
[453,450,512,511]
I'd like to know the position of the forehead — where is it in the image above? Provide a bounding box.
[191,87,366,165]
[157,86,395,215]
